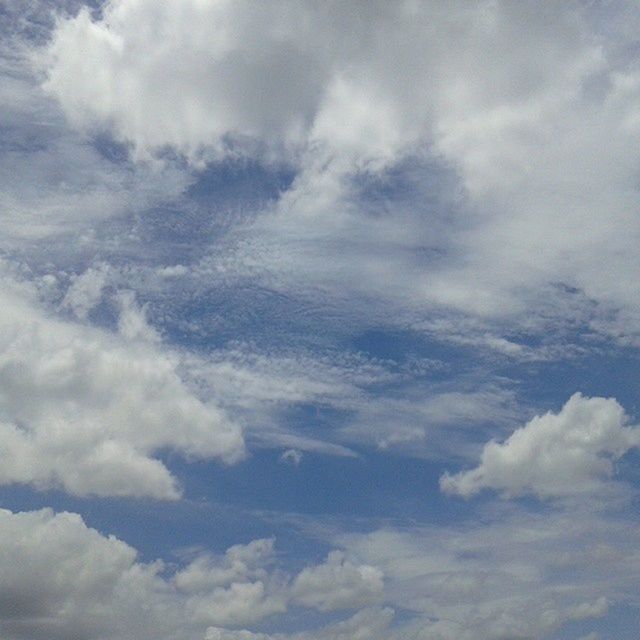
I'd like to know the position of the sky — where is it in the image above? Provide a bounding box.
[1,1,640,638]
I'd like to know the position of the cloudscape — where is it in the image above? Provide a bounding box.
[1,1,640,638]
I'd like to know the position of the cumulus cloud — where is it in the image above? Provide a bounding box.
[41,1,595,172]
[175,538,277,592]
[291,550,383,611]
[60,263,109,319]
[185,580,288,628]
[41,0,416,165]
[42,0,326,164]
[0,273,244,499]
[0,507,389,640]
[175,541,384,625]
[0,507,177,640]
[175,538,288,626]
[440,393,640,499]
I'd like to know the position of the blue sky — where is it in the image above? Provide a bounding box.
[1,1,640,638]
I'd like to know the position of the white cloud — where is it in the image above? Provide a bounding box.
[175,538,276,593]
[175,538,287,625]
[115,289,161,342]
[338,508,637,640]
[42,0,331,164]
[440,393,640,499]
[41,1,593,172]
[292,550,383,612]
[41,0,640,344]
[0,272,244,499]
[61,263,109,319]
[205,608,394,640]
[0,506,177,640]
[279,449,302,466]
[176,541,383,625]
[185,580,288,628]
[0,507,390,639]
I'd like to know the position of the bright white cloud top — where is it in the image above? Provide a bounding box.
[441,393,640,499]
[0,277,245,499]
[1,1,640,639]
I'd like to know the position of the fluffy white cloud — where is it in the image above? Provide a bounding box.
[60,263,109,319]
[185,580,288,628]
[0,273,244,499]
[0,507,389,640]
[41,1,594,171]
[175,538,277,593]
[440,393,640,499]
[42,0,419,165]
[175,538,287,626]
[42,0,326,164]
[175,538,385,628]
[115,289,161,342]
[41,0,640,343]
[0,507,179,640]
[292,550,383,612]
[176,541,383,625]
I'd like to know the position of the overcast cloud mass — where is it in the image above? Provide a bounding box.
[1,1,640,638]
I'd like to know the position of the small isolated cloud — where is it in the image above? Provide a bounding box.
[440,393,640,499]
[279,449,302,466]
